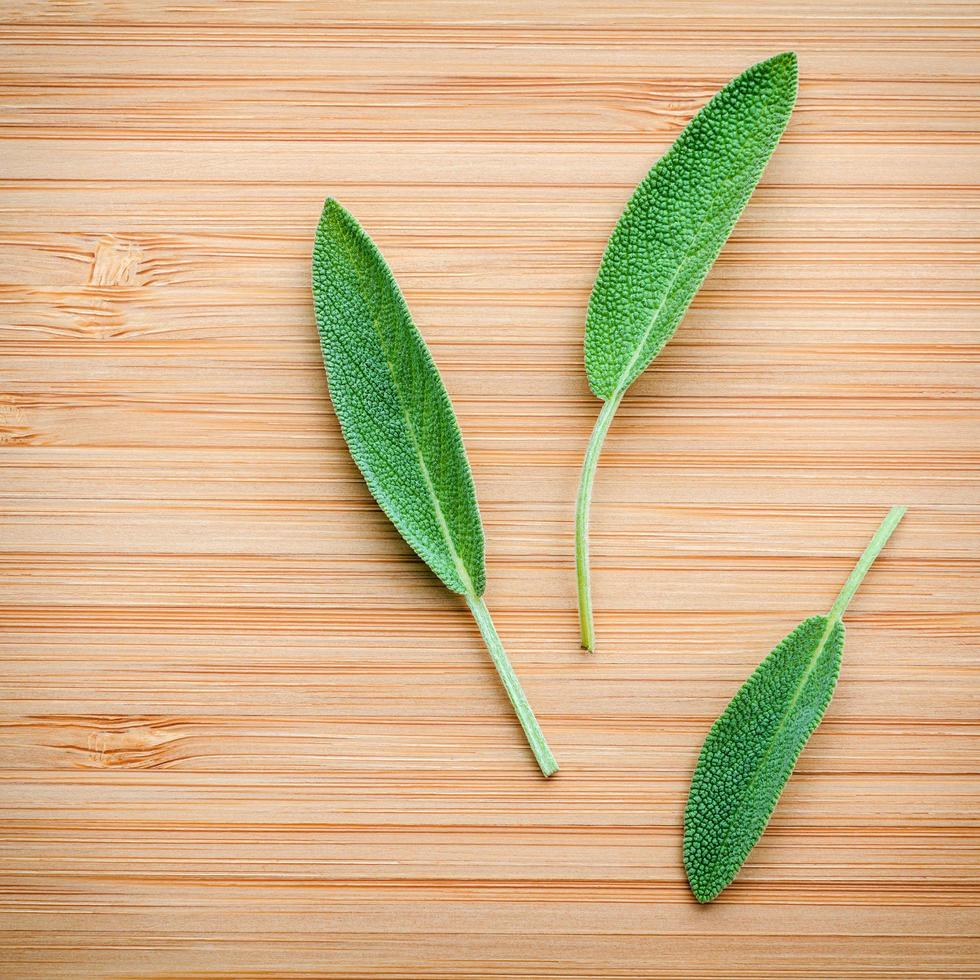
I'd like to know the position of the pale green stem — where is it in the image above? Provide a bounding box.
[465,594,558,777]
[827,506,907,624]
[575,391,624,652]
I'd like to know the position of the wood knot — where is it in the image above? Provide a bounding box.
[0,400,34,445]
[89,236,143,286]
[87,719,173,769]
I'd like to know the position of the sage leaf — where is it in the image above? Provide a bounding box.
[683,507,906,903]
[576,53,799,651]
[312,198,557,776]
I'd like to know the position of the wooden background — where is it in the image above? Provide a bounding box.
[1,1,978,976]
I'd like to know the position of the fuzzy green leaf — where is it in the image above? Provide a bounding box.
[683,507,906,902]
[312,198,485,597]
[585,52,798,400]
[576,52,798,652]
[684,615,844,903]
[310,199,557,777]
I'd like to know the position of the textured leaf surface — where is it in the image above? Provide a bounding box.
[683,614,845,903]
[584,52,798,399]
[311,198,485,596]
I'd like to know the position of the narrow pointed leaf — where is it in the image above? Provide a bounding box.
[576,52,798,651]
[683,507,906,902]
[311,199,557,776]
[684,615,844,903]
[585,52,798,399]
[312,198,484,597]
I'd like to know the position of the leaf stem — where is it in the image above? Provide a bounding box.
[465,594,558,777]
[827,506,907,624]
[575,392,624,652]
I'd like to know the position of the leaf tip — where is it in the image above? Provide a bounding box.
[774,51,799,92]
[745,51,798,102]
[762,50,798,74]
[320,196,346,224]
[684,863,719,904]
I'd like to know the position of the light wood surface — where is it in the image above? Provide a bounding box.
[1,2,978,977]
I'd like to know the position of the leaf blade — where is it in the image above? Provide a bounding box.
[311,198,485,596]
[584,52,798,399]
[683,615,845,903]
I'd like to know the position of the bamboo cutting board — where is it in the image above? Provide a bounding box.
[1,2,978,977]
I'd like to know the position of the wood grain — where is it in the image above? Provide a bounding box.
[1,1,978,976]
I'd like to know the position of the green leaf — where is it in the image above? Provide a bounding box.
[684,615,844,903]
[683,507,907,903]
[312,198,484,597]
[311,199,557,777]
[584,52,798,399]
[576,53,799,652]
